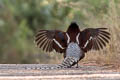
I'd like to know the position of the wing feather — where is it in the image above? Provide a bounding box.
[80,28,110,52]
[99,34,109,43]
[35,30,66,53]
[97,36,106,46]
[93,39,99,50]
[96,37,103,49]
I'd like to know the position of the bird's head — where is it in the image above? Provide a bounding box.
[66,22,80,44]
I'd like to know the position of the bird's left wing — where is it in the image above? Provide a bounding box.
[35,30,67,53]
[79,28,110,52]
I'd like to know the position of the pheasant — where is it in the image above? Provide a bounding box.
[34,22,110,69]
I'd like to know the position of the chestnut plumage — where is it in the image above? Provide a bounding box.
[35,22,110,53]
[80,28,110,52]
[34,22,110,68]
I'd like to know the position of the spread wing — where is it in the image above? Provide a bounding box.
[35,30,67,53]
[80,28,110,52]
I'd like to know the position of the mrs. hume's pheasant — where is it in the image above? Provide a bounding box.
[35,22,110,69]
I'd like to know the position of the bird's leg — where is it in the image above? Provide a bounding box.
[76,62,79,68]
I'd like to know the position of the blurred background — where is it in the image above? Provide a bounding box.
[0,0,120,64]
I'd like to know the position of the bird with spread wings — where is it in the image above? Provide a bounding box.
[35,22,110,63]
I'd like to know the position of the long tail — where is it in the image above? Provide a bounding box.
[25,43,83,70]
[25,57,78,70]
[56,57,78,68]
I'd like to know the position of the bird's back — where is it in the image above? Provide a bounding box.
[66,42,84,61]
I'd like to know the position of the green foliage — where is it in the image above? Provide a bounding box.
[0,0,119,63]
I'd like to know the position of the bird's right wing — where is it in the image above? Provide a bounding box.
[35,30,67,53]
[80,28,110,52]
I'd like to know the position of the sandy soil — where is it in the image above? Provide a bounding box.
[0,63,119,80]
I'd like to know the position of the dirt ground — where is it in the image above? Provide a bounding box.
[0,62,120,80]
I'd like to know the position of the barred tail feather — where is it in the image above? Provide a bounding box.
[56,57,78,68]
[25,57,78,70]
